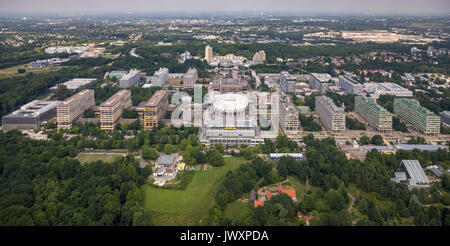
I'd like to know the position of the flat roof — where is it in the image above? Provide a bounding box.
[396,144,444,151]
[100,90,129,107]
[158,155,175,165]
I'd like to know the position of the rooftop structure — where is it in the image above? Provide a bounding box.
[158,155,176,166]
[200,91,271,147]
[119,69,141,88]
[310,73,332,93]
[269,153,304,161]
[315,96,345,133]
[355,96,393,132]
[364,82,413,98]
[339,75,363,94]
[108,71,128,79]
[395,144,445,151]
[50,78,96,91]
[426,165,447,177]
[394,98,441,135]
[2,100,61,131]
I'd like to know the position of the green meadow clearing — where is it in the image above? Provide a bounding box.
[142,157,248,225]
[75,152,127,164]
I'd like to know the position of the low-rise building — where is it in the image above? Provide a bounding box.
[50,78,96,91]
[2,100,61,131]
[269,153,304,161]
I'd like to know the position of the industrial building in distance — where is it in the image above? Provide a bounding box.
[394,98,441,135]
[355,96,393,132]
[119,69,141,88]
[310,73,332,93]
[57,89,95,129]
[141,90,169,130]
[100,90,132,130]
[315,95,345,133]
[50,78,96,91]
[339,75,363,94]
[364,82,413,98]
[2,100,61,131]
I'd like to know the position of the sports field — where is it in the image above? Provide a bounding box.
[142,157,248,225]
[75,152,126,164]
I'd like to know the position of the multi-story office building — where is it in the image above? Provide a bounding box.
[183,68,198,89]
[280,102,300,134]
[119,69,141,88]
[280,71,296,93]
[205,45,213,61]
[394,98,441,135]
[441,111,450,125]
[2,100,61,131]
[310,73,332,93]
[142,90,169,130]
[99,90,132,130]
[315,96,345,133]
[57,89,95,129]
[151,68,169,87]
[339,75,364,94]
[355,96,393,132]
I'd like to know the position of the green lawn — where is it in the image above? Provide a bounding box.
[75,152,126,164]
[287,176,320,202]
[142,157,247,225]
[223,201,252,221]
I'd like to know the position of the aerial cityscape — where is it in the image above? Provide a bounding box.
[0,0,449,231]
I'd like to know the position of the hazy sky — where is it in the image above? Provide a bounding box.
[0,0,449,15]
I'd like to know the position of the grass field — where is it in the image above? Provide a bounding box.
[75,152,126,164]
[142,157,248,225]
[0,64,66,79]
[223,201,252,221]
[287,176,320,202]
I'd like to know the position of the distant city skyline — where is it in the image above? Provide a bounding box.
[0,0,449,15]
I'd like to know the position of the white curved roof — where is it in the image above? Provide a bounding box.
[212,93,248,113]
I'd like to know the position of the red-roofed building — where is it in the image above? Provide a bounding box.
[266,191,272,200]
[254,200,264,208]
